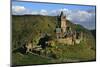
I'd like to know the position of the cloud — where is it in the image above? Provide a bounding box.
[49,8,71,16]
[66,10,95,29]
[31,11,38,15]
[68,10,92,22]
[12,5,48,15]
[12,5,26,15]
[39,9,48,15]
[50,10,58,16]
[12,6,95,29]
[49,8,95,29]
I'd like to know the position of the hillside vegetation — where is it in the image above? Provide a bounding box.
[12,15,96,66]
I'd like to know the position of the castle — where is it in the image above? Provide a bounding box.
[23,11,83,54]
[56,11,83,45]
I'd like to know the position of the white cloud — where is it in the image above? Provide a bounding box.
[59,8,70,13]
[12,5,26,15]
[69,10,92,22]
[66,10,95,29]
[49,8,71,16]
[31,11,38,15]
[39,9,48,15]
[12,6,95,29]
[49,8,95,29]
[71,10,93,22]
[50,10,58,15]
[49,8,94,22]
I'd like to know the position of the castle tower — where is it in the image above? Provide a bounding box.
[56,11,67,39]
[60,11,67,33]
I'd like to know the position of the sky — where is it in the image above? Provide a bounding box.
[12,1,96,30]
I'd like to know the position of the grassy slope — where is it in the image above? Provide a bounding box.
[12,15,96,65]
[12,53,53,65]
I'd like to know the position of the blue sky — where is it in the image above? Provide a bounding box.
[12,1,95,12]
[12,1,96,30]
